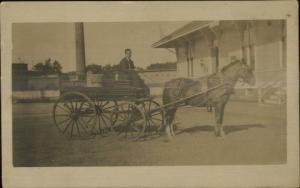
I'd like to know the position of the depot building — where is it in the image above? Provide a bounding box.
[152,20,287,104]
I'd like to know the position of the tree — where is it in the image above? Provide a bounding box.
[53,60,62,74]
[33,62,45,73]
[86,64,102,74]
[146,62,176,70]
[137,67,144,71]
[44,58,53,74]
[111,64,120,71]
[103,64,112,71]
[32,58,63,75]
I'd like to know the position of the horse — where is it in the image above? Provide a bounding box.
[162,60,255,139]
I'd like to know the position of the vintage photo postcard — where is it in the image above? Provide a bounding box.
[1,1,299,188]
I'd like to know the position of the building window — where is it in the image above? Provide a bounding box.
[242,46,247,64]
[211,46,219,73]
[249,44,255,70]
[281,20,287,69]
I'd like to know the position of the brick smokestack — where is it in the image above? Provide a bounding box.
[75,22,86,79]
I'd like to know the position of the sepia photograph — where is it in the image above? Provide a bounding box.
[1,1,299,188]
[12,20,287,166]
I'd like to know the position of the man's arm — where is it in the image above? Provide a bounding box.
[130,60,135,69]
[119,58,126,70]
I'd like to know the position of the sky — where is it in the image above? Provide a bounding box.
[12,21,187,72]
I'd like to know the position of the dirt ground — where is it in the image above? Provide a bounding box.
[13,99,286,166]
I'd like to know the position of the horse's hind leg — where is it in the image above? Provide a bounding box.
[214,103,226,137]
[164,108,177,139]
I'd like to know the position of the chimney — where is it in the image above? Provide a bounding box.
[75,22,86,80]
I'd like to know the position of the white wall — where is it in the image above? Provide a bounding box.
[254,20,284,71]
[174,20,285,84]
[193,38,212,77]
[218,24,243,69]
[176,47,188,77]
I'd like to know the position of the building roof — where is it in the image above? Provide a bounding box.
[152,21,213,48]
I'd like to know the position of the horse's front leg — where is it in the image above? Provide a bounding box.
[214,103,226,137]
[164,108,177,140]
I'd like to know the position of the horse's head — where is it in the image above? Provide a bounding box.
[237,62,256,86]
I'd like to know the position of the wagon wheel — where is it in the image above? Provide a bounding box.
[111,102,146,140]
[92,99,118,136]
[53,92,96,140]
[139,99,164,137]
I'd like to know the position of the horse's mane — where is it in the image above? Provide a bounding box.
[194,60,242,81]
[220,60,241,73]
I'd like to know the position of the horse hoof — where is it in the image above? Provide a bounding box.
[220,130,225,137]
[163,136,172,142]
[214,128,219,136]
[214,131,225,137]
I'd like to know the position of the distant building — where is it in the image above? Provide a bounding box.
[153,20,286,104]
[12,63,29,91]
[12,63,28,76]
[12,63,60,91]
[27,77,60,90]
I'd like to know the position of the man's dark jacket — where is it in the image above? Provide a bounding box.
[119,57,135,70]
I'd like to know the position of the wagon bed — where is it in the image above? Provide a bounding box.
[53,70,162,141]
[60,70,150,100]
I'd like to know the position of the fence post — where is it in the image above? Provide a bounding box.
[258,88,262,103]
[245,88,249,96]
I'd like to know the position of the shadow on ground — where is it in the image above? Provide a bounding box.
[176,123,265,135]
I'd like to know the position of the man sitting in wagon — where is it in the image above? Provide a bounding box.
[118,48,144,87]
[119,48,135,70]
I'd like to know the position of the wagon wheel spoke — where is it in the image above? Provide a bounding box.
[100,101,109,108]
[69,101,75,112]
[75,121,81,137]
[140,100,164,136]
[100,117,109,135]
[57,104,71,113]
[150,117,163,121]
[78,118,90,135]
[56,117,71,126]
[56,118,72,133]
[70,120,76,138]
[100,114,110,128]
[112,102,145,140]
[97,115,102,134]
[148,101,152,112]
[83,114,96,127]
[131,121,143,132]
[102,106,116,112]
[62,102,72,112]
[53,92,96,140]
[150,111,162,116]
[118,105,127,120]
[62,119,73,134]
[74,99,78,111]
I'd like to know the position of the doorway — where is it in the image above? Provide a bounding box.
[211,46,219,73]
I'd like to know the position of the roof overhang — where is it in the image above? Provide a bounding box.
[152,21,218,48]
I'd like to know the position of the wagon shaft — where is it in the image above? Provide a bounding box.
[148,83,229,114]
